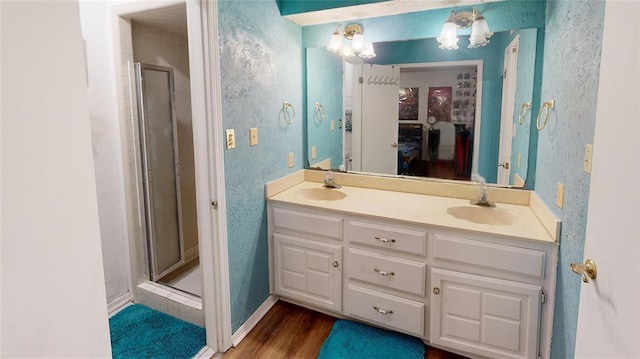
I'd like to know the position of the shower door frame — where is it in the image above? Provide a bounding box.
[135,63,186,282]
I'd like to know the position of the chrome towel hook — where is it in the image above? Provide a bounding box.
[282,101,295,125]
[314,102,325,122]
[536,100,555,130]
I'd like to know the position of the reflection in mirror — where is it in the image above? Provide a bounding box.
[306,28,538,187]
[306,46,343,169]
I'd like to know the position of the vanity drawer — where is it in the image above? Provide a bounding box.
[347,284,424,337]
[348,248,426,296]
[347,220,427,256]
[433,234,546,279]
[273,207,342,240]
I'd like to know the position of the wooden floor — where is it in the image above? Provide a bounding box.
[223,301,467,359]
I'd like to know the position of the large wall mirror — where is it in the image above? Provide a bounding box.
[303,1,544,188]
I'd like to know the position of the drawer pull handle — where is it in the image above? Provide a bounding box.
[373,306,394,315]
[373,267,395,276]
[332,261,339,268]
[433,287,440,295]
[374,236,396,243]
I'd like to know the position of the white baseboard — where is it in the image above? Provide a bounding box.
[108,292,133,316]
[193,346,218,359]
[231,295,278,347]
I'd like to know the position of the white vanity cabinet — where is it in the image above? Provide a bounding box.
[267,199,557,359]
[271,207,343,312]
[430,233,554,359]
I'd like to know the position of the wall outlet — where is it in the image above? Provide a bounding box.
[584,143,593,174]
[556,183,565,208]
[311,146,316,160]
[249,127,258,146]
[225,129,235,149]
[288,152,294,168]
[330,120,335,131]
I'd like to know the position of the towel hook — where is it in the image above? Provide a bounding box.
[536,100,554,131]
[518,102,531,125]
[314,102,325,122]
[282,101,295,125]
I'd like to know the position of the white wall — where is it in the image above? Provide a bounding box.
[0,1,112,357]
[79,0,132,310]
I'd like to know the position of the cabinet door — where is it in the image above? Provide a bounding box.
[274,233,342,312]
[430,268,541,359]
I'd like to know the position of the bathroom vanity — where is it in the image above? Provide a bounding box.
[266,172,559,359]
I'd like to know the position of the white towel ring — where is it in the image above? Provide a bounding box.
[536,100,555,131]
[314,102,325,122]
[282,101,295,125]
[518,102,531,126]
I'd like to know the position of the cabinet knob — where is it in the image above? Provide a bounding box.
[332,261,339,268]
[433,287,440,295]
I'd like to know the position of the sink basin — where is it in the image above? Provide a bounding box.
[298,188,347,201]
[447,206,518,226]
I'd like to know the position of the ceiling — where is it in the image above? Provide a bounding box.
[285,0,502,26]
[129,3,187,36]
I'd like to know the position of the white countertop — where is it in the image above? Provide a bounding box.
[268,181,557,244]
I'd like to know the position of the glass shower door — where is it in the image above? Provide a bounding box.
[135,63,184,281]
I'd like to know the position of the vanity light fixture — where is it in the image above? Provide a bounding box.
[437,8,493,50]
[327,23,376,59]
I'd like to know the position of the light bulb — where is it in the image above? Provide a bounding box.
[327,25,343,53]
[352,33,365,51]
[358,42,376,59]
[437,21,459,50]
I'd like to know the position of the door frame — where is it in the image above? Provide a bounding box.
[111,0,232,352]
[397,60,483,177]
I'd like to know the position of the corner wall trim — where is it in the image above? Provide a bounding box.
[107,292,133,316]
[231,295,279,347]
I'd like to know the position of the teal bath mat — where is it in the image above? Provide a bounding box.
[109,304,205,359]
[318,319,425,359]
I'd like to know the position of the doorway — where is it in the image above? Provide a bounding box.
[109,0,232,351]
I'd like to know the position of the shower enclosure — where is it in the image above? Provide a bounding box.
[134,63,185,282]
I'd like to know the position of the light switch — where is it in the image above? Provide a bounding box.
[330,120,335,131]
[249,127,258,146]
[517,153,521,168]
[556,183,564,208]
[584,144,593,174]
[288,152,294,168]
[225,129,235,149]
[311,146,317,160]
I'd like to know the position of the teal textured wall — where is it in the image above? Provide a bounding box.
[218,0,303,332]
[535,1,605,357]
[306,47,344,168]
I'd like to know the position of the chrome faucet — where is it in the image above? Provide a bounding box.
[323,171,341,189]
[470,176,495,207]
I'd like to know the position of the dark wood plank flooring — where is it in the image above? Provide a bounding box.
[223,301,467,359]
